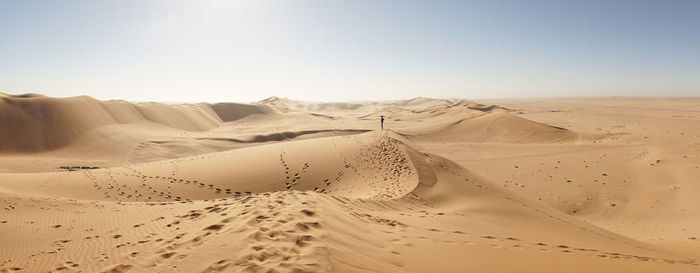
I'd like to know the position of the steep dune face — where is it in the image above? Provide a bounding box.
[0,94,276,153]
[127,102,221,131]
[211,102,274,122]
[98,99,223,130]
[0,95,120,152]
[0,131,696,273]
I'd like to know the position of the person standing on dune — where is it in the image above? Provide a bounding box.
[380,115,385,130]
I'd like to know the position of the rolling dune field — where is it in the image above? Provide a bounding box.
[1,93,698,272]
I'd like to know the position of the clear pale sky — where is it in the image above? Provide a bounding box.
[1,0,699,102]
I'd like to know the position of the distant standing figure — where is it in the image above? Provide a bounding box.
[380,115,385,130]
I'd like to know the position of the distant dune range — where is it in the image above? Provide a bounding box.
[0,93,275,153]
[0,92,591,154]
[1,93,698,272]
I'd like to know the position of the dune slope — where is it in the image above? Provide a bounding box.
[0,131,696,273]
[0,94,274,153]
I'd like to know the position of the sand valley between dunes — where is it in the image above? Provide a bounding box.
[1,93,699,273]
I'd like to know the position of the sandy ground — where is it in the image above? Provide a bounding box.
[0,93,698,272]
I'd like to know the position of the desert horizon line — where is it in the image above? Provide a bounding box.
[2,91,699,105]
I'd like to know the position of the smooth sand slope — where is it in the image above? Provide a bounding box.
[1,94,698,272]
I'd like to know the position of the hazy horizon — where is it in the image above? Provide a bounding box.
[4,90,700,105]
[1,0,699,102]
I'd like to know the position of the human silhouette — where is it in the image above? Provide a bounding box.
[380,115,385,130]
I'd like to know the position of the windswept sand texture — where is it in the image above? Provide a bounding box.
[0,94,698,272]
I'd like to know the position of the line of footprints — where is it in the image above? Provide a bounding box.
[59,150,356,203]
[279,151,344,193]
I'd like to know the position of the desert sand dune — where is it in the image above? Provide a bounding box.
[0,94,284,154]
[0,95,580,172]
[412,110,588,143]
[0,94,215,153]
[211,103,275,122]
[1,94,699,272]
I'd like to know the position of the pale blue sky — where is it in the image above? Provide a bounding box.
[1,0,699,102]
